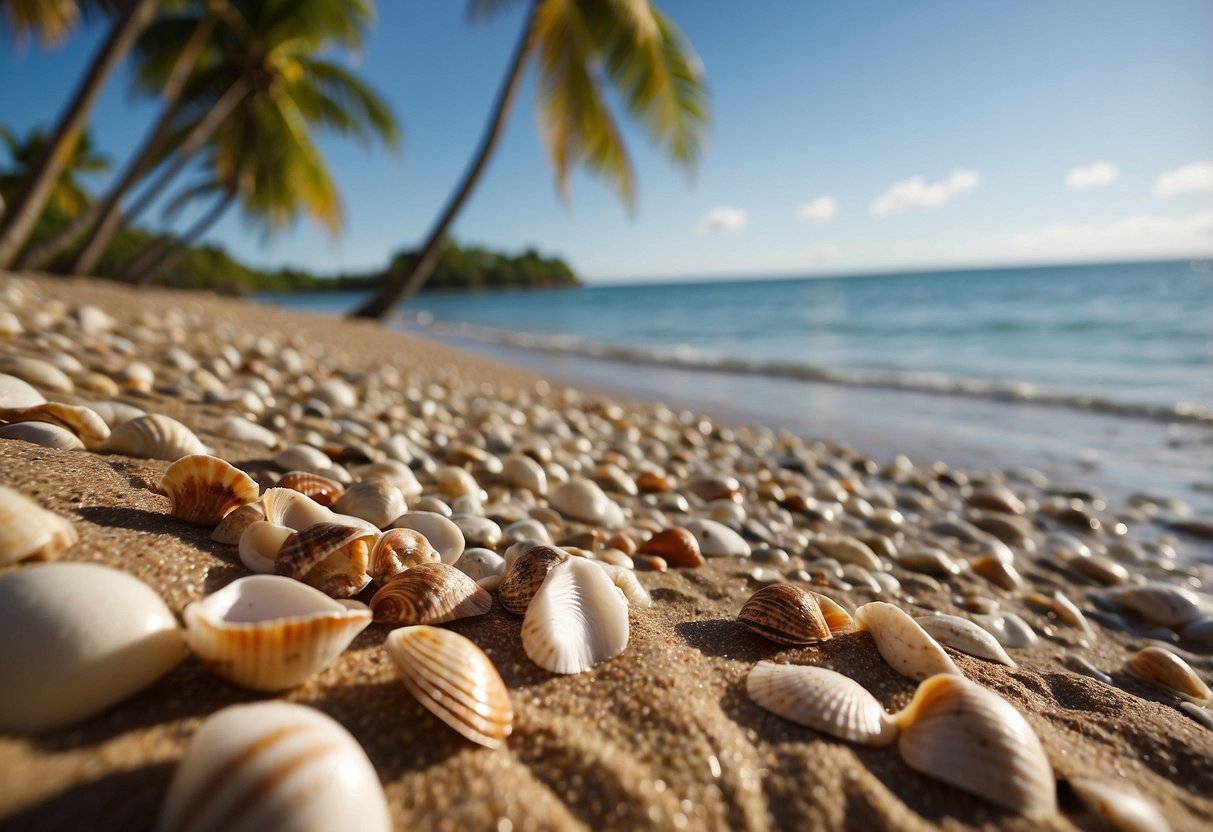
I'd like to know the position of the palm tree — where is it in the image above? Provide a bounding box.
[1,0,82,48]
[349,0,708,319]
[0,0,159,268]
[0,126,111,221]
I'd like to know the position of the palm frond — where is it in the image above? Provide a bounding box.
[291,58,401,148]
[2,0,79,49]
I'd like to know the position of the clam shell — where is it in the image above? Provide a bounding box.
[453,546,506,583]
[970,611,1039,649]
[0,356,73,393]
[915,613,1018,668]
[183,575,370,691]
[1066,777,1171,832]
[369,562,492,626]
[747,661,898,747]
[332,477,406,529]
[276,522,375,598]
[213,501,266,545]
[274,443,334,473]
[0,372,47,408]
[369,527,441,584]
[1025,590,1093,633]
[521,555,629,674]
[854,602,961,680]
[161,454,259,526]
[738,584,833,645]
[260,486,376,534]
[390,511,465,563]
[549,477,625,527]
[498,543,570,615]
[813,591,855,632]
[276,471,346,507]
[156,701,391,832]
[0,420,84,450]
[384,626,513,748]
[216,414,279,448]
[100,413,208,460]
[0,485,77,565]
[684,517,751,558]
[86,399,145,428]
[0,402,110,447]
[502,453,547,495]
[354,460,422,500]
[637,527,704,567]
[0,563,184,732]
[1125,645,1212,701]
[895,674,1056,818]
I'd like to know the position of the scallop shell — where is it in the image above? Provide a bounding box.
[746,661,898,747]
[0,420,84,450]
[498,543,571,615]
[521,555,629,674]
[384,626,513,748]
[161,454,259,526]
[637,527,704,567]
[0,485,77,565]
[915,613,1018,668]
[1125,645,1212,701]
[854,602,961,680]
[0,563,185,731]
[369,527,441,584]
[895,674,1056,818]
[1066,777,1171,832]
[738,584,833,646]
[183,575,371,691]
[276,471,346,507]
[156,701,391,832]
[333,477,406,528]
[369,562,492,626]
[99,413,208,460]
[390,511,465,564]
[0,402,110,447]
[213,501,266,545]
[276,522,376,598]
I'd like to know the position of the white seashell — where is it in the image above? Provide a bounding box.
[454,547,506,582]
[970,611,1039,649]
[183,575,371,691]
[684,517,751,558]
[390,511,465,564]
[549,478,625,527]
[596,561,652,607]
[239,520,294,573]
[1066,777,1171,832]
[117,360,155,392]
[0,563,185,731]
[854,602,961,680]
[353,460,422,500]
[216,415,278,448]
[522,555,629,674]
[85,399,145,428]
[817,536,883,571]
[502,518,553,547]
[747,661,898,747]
[434,465,483,499]
[894,674,1056,818]
[1101,583,1205,629]
[0,420,84,450]
[100,413,208,460]
[161,454,259,526]
[0,356,73,393]
[257,487,374,534]
[502,453,547,494]
[0,372,47,408]
[0,402,110,447]
[156,701,391,832]
[274,443,334,474]
[451,514,502,549]
[332,477,406,528]
[915,613,1018,668]
[71,304,115,335]
[0,485,77,565]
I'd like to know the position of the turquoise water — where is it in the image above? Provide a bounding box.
[264,259,1213,421]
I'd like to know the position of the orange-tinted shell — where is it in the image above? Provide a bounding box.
[738,584,833,645]
[370,562,492,626]
[161,454,259,526]
[276,471,345,508]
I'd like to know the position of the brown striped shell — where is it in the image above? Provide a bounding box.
[737,584,833,645]
[275,522,375,598]
[498,544,571,615]
[275,470,345,508]
[369,528,441,585]
[637,527,704,568]
[161,454,259,526]
[369,562,492,626]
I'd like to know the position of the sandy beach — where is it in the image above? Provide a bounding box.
[1,272,1212,831]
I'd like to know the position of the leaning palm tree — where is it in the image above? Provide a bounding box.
[349,0,708,319]
[0,126,111,221]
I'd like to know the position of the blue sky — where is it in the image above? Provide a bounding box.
[3,0,1212,282]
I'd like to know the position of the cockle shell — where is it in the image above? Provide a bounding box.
[1066,777,1171,832]
[0,420,84,450]
[276,522,376,598]
[498,543,571,615]
[369,562,492,626]
[854,602,961,680]
[894,674,1056,818]
[156,701,391,832]
[549,477,625,527]
[160,454,259,526]
[0,485,77,565]
[746,661,898,747]
[100,413,208,460]
[521,555,629,674]
[1125,645,1212,701]
[183,575,370,691]
[0,563,185,731]
[390,511,465,564]
[738,584,833,646]
[385,626,513,748]
[0,402,110,447]
[915,613,1018,668]
[275,471,346,507]
[369,527,442,584]
[637,527,704,567]
[332,477,406,529]
[684,517,751,558]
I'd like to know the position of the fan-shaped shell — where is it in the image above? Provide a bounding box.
[521,555,629,674]
[100,413,208,460]
[894,674,1056,818]
[747,661,898,747]
[276,523,375,598]
[0,420,83,450]
[369,562,492,626]
[0,485,77,565]
[161,454,259,526]
[0,402,110,447]
[384,626,513,748]
[183,575,371,691]
[854,602,961,680]
[637,527,704,567]
[276,471,345,507]
[498,543,570,615]
[1125,645,1212,701]
[738,584,833,645]
[156,701,391,832]
[333,477,406,528]
[915,613,1018,668]
[369,527,441,584]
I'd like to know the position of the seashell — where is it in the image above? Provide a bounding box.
[238,520,293,573]
[184,575,370,690]
[738,584,833,645]
[502,518,553,547]
[369,527,441,584]
[453,547,506,583]
[896,548,962,576]
[116,361,155,392]
[1100,584,1204,629]
[0,356,73,393]
[498,543,571,615]
[1180,616,1213,647]
[161,454,259,526]
[684,517,751,558]
[813,591,855,631]
[915,613,1018,668]
[1180,701,1213,731]
[451,514,502,549]
[1125,645,1212,701]
[434,465,482,499]
[970,611,1039,649]
[0,420,84,450]
[816,536,883,571]
[274,443,335,473]
[1069,554,1129,586]
[0,310,21,336]
[276,522,376,598]
[549,477,625,527]
[854,602,961,680]
[502,453,547,495]
[1065,777,1171,832]
[0,402,110,447]
[384,625,513,748]
[390,511,465,564]
[0,563,185,732]
[369,561,492,626]
[156,701,391,832]
[261,486,337,529]
[354,460,422,500]
[522,555,629,674]
[972,554,1024,591]
[1024,590,1093,633]
[747,661,898,747]
[216,414,278,448]
[1065,652,1113,684]
[0,485,77,565]
[276,471,346,507]
[0,372,47,407]
[86,399,145,428]
[332,477,406,528]
[213,501,266,545]
[596,562,652,607]
[100,413,208,460]
[637,527,704,567]
[894,674,1056,818]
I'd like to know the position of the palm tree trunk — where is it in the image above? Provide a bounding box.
[129,190,236,285]
[70,77,250,277]
[17,12,218,272]
[0,0,159,269]
[349,0,540,319]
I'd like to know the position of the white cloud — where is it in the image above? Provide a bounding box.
[808,243,840,262]
[1155,161,1213,197]
[870,169,981,216]
[1013,211,1213,248]
[1066,161,1118,189]
[697,206,747,234]
[796,195,838,223]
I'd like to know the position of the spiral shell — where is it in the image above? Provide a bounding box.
[161,454,259,526]
[276,471,346,507]
[276,522,375,598]
[369,527,441,584]
[1125,645,1212,701]
[738,584,834,646]
[521,555,629,674]
[854,602,961,680]
[0,485,77,565]
[385,626,513,748]
[747,661,898,747]
[99,413,208,460]
[498,543,570,615]
[369,562,492,626]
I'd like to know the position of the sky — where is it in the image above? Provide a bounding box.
[3,0,1212,283]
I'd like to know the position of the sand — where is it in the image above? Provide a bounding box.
[0,272,1211,831]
